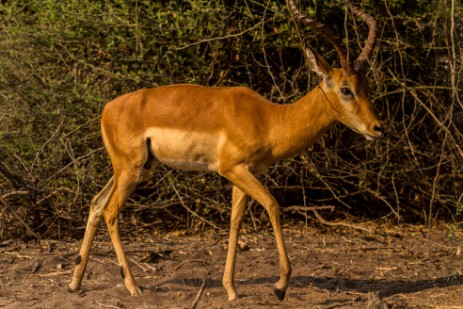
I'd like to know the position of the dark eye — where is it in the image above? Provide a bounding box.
[340,87,353,96]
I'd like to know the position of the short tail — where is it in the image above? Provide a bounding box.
[143,138,155,170]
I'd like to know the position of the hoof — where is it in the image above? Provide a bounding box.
[273,287,286,301]
[224,284,239,301]
[228,294,239,301]
[67,285,80,293]
[129,286,143,296]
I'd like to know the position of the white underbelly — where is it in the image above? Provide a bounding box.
[145,128,223,172]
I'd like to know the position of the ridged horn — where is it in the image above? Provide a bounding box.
[349,3,378,73]
[288,0,354,75]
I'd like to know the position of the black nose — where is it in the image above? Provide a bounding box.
[373,125,383,133]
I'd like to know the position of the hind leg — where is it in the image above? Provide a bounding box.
[103,149,156,295]
[69,158,153,295]
[103,168,146,295]
[69,177,116,292]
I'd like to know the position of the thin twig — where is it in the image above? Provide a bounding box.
[130,258,148,273]
[41,147,104,187]
[175,21,264,51]
[190,279,206,309]
[0,196,41,240]
[284,205,335,212]
[171,184,219,230]
[1,190,31,199]
[31,116,65,174]
[38,269,73,277]
[312,210,373,233]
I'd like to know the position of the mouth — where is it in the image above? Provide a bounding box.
[363,131,383,141]
[363,133,376,141]
[351,128,381,141]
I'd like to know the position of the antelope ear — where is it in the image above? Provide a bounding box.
[303,46,333,80]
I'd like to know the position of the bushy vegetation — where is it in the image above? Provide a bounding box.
[0,0,461,240]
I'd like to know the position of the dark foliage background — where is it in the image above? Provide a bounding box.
[0,0,462,240]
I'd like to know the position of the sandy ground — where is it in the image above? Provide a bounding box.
[1,223,463,308]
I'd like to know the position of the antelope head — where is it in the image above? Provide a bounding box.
[289,0,383,140]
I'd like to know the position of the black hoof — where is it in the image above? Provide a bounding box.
[273,287,286,301]
[68,287,86,297]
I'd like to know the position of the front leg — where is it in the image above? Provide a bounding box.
[223,186,249,301]
[221,164,292,301]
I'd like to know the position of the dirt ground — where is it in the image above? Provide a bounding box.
[1,223,463,308]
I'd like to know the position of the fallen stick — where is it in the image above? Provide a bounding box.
[312,210,373,233]
[190,279,206,309]
[283,205,335,212]
[284,204,372,233]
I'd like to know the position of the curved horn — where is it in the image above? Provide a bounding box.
[349,4,378,73]
[288,0,354,75]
